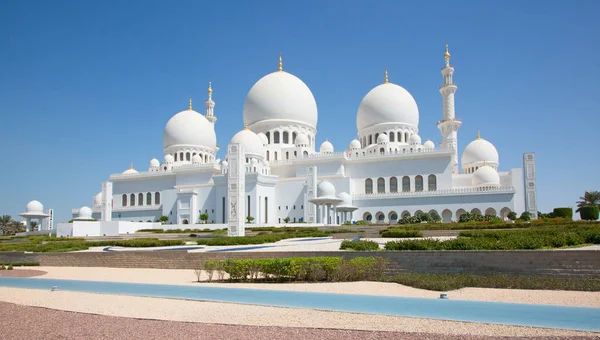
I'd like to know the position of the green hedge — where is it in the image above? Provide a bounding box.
[380,229,424,238]
[0,238,185,252]
[553,207,573,220]
[384,225,600,251]
[203,256,388,282]
[197,231,330,246]
[579,206,599,221]
[339,240,380,251]
[0,262,40,266]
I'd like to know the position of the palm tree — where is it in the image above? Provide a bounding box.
[0,215,13,235]
[30,221,39,231]
[576,190,600,212]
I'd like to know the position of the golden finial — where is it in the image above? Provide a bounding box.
[208,81,212,95]
[476,130,481,140]
[444,43,451,60]
[384,67,389,84]
[129,162,133,170]
[244,122,248,130]
[483,160,487,166]
[188,97,193,110]
[278,52,283,72]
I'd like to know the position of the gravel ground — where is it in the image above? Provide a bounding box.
[0,269,47,277]
[0,301,596,340]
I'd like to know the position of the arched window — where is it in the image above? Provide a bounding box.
[180,152,184,161]
[205,154,208,162]
[286,152,289,160]
[283,131,289,143]
[390,132,395,142]
[122,194,127,207]
[274,152,278,160]
[368,135,372,145]
[397,132,401,142]
[266,150,270,160]
[402,176,410,192]
[138,193,143,206]
[146,192,152,205]
[274,131,280,143]
[292,132,297,143]
[390,177,398,193]
[265,132,270,144]
[415,175,423,191]
[130,193,136,206]
[375,133,379,142]
[377,177,385,193]
[186,153,191,161]
[428,174,437,191]
[155,192,160,205]
[380,148,385,154]
[404,132,409,142]
[365,178,373,194]
[174,153,178,162]
[294,151,297,157]
[303,150,308,157]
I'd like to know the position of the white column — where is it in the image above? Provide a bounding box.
[227,144,246,236]
[101,182,113,222]
[305,166,317,223]
[25,218,31,232]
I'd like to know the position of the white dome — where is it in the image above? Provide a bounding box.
[243,71,318,128]
[295,133,310,146]
[357,83,419,131]
[93,192,102,207]
[377,133,389,144]
[423,140,435,149]
[472,165,500,187]
[150,158,160,167]
[348,139,361,150]
[317,181,336,198]
[192,154,202,163]
[462,135,499,169]
[122,166,138,175]
[26,200,44,213]
[78,206,93,219]
[409,134,422,145]
[221,160,228,167]
[164,154,174,163]
[337,192,352,206]
[230,128,265,158]
[257,132,268,146]
[319,140,334,153]
[163,109,217,151]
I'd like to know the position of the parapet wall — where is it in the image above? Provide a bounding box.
[1,250,599,277]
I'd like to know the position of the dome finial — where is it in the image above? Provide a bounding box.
[483,160,487,166]
[444,43,451,60]
[477,130,481,140]
[129,162,133,170]
[244,121,248,130]
[207,81,213,99]
[278,52,283,72]
[189,97,193,110]
[384,67,389,84]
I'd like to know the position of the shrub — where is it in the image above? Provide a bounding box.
[0,262,39,266]
[519,211,531,221]
[458,212,497,223]
[0,265,5,270]
[197,230,330,246]
[507,211,517,220]
[579,206,599,221]
[7,264,13,270]
[354,220,371,225]
[380,229,424,238]
[340,240,380,251]
[553,207,573,220]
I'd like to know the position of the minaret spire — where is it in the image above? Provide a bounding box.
[278,52,283,72]
[208,81,213,100]
[437,43,461,174]
[205,81,217,124]
[384,67,389,84]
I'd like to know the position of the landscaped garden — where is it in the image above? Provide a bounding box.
[0,235,185,252]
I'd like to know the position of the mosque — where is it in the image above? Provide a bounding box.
[72,45,538,234]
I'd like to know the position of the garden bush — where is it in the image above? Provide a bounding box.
[380,229,424,238]
[197,231,330,246]
[552,207,573,220]
[7,264,13,270]
[579,206,599,221]
[202,256,387,283]
[339,240,380,251]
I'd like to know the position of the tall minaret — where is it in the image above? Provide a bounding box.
[205,81,217,124]
[437,44,462,173]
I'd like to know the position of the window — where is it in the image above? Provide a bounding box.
[155,192,160,205]
[212,209,214,213]
[283,131,289,143]
[138,193,143,206]
[286,206,288,210]
[301,205,303,209]
[294,151,297,157]
[365,178,373,194]
[375,133,379,142]
[402,176,410,192]
[390,177,398,193]
[274,152,278,160]
[292,132,297,143]
[404,132,408,142]
[274,131,280,143]
[146,192,152,205]
[122,194,127,207]
[380,148,384,154]
[186,153,191,161]
[130,193,136,206]
[428,174,437,191]
[180,152,184,161]
[390,133,395,142]
[174,153,178,162]
[286,152,289,160]
[415,175,423,191]
[377,177,385,193]
[303,151,308,157]
[265,131,270,144]
[279,206,281,210]
[266,151,270,160]
[368,135,372,145]
[293,205,296,210]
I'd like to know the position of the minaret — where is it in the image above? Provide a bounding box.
[437,44,462,173]
[205,81,217,124]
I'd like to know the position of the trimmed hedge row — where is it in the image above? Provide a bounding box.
[197,231,331,246]
[580,206,600,221]
[380,229,424,238]
[137,228,217,233]
[0,238,185,252]
[339,240,380,251]
[553,207,573,220]
[203,256,388,282]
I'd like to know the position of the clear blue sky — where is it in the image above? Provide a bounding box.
[1,0,599,223]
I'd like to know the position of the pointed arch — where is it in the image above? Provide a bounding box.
[122,194,127,207]
[390,177,398,193]
[365,178,373,194]
[377,177,385,193]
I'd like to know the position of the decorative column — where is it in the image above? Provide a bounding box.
[437,44,462,173]
[523,152,538,219]
[305,166,317,223]
[228,144,246,236]
[205,82,217,124]
[101,182,113,222]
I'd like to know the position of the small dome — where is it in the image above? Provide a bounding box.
[150,158,160,167]
[348,139,361,150]
[78,206,93,219]
[257,132,268,146]
[462,134,499,169]
[295,133,310,146]
[423,140,435,149]
[230,128,265,158]
[164,154,174,163]
[93,192,103,207]
[472,165,500,188]
[163,109,217,151]
[337,192,352,206]
[357,83,419,132]
[222,160,229,167]
[317,181,336,198]
[122,164,138,175]
[320,140,334,153]
[377,133,389,144]
[26,200,44,213]
[192,154,202,163]
[409,134,422,145]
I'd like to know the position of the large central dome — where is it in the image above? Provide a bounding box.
[356,83,419,131]
[243,71,318,128]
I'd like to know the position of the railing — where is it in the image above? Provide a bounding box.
[353,186,515,199]
[268,147,451,165]
[112,204,162,211]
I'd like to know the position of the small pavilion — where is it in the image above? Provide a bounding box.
[18,200,50,232]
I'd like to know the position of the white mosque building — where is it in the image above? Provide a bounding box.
[72,46,538,233]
